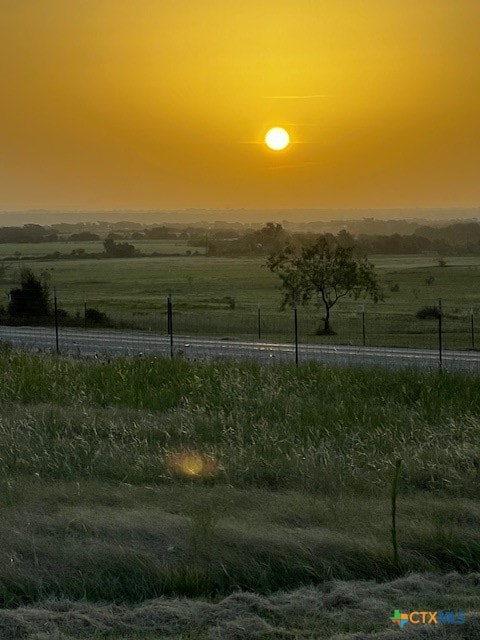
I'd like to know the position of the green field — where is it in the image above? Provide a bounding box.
[0,239,203,258]
[0,350,479,638]
[2,252,480,349]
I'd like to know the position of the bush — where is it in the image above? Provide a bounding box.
[8,268,51,318]
[416,305,441,320]
[85,307,112,327]
[222,296,236,310]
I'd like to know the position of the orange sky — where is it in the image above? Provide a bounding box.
[1,0,479,212]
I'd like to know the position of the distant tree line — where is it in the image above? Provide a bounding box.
[67,231,100,241]
[0,224,58,243]
[205,223,290,256]
[205,222,480,257]
[4,220,480,257]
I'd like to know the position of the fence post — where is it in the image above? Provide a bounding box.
[362,304,366,346]
[167,294,172,336]
[84,295,87,330]
[294,299,299,367]
[257,304,261,340]
[167,293,173,359]
[471,307,475,350]
[54,286,59,354]
[438,298,443,369]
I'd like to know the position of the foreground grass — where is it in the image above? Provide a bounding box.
[0,349,479,637]
[0,478,480,606]
[1,573,479,639]
[1,349,479,495]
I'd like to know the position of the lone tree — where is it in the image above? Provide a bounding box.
[8,268,51,318]
[267,235,383,334]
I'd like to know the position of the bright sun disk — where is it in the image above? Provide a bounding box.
[265,127,290,151]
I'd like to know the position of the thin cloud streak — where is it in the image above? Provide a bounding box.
[266,94,330,99]
[261,161,319,171]
[239,141,317,145]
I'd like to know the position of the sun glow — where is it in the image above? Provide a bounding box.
[265,127,290,151]
[165,451,219,479]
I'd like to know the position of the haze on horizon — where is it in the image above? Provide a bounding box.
[1,1,479,215]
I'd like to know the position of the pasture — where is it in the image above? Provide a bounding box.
[2,250,480,348]
[0,350,479,638]
[0,239,203,259]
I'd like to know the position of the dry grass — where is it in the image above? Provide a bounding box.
[0,479,479,607]
[0,573,478,639]
[0,351,479,637]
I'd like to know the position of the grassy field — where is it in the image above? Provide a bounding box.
[2,251,480,348]
[0,348,479,637]
[0,239,203,258]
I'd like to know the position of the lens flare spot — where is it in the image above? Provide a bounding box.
[166,451,219,479]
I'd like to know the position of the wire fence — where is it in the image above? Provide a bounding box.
[1,294,480,371]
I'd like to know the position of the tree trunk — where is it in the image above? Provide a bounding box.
[324,305,331,333]
[316,303,333,335]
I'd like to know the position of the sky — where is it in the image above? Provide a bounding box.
[1,0,479,213]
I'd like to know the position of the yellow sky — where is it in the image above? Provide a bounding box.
[1,0,479,212]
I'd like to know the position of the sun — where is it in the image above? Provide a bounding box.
[265,127,290,151]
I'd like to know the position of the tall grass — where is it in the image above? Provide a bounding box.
[0,351,479,495]
[0,350,480,606]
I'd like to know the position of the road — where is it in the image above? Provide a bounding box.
[1,325,479,371]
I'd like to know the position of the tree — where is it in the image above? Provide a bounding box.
[8,268,51,318]
[103,238,136,258]
[68,232,99,241]
[267,235,383,334]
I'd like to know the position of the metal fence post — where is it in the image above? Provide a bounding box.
[84,295,87,330]
[471,307,475,350]
[167,294,173,359]
[294,300,299,367]
[438,298,443,369]
[257,304,261,340]
[362,303,366,346]
[167,295,172,336]
[54,286,59,354]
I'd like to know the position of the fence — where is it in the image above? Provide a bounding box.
[1,294,480,371]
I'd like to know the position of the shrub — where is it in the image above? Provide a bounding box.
[222,296,236,310]
[416,305,441,320]
[85,307,112,327]
[8,268,51,318]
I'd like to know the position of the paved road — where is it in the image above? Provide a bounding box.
[1,325,479,371]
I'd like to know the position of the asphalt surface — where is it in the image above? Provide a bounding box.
[1,325,480,371]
